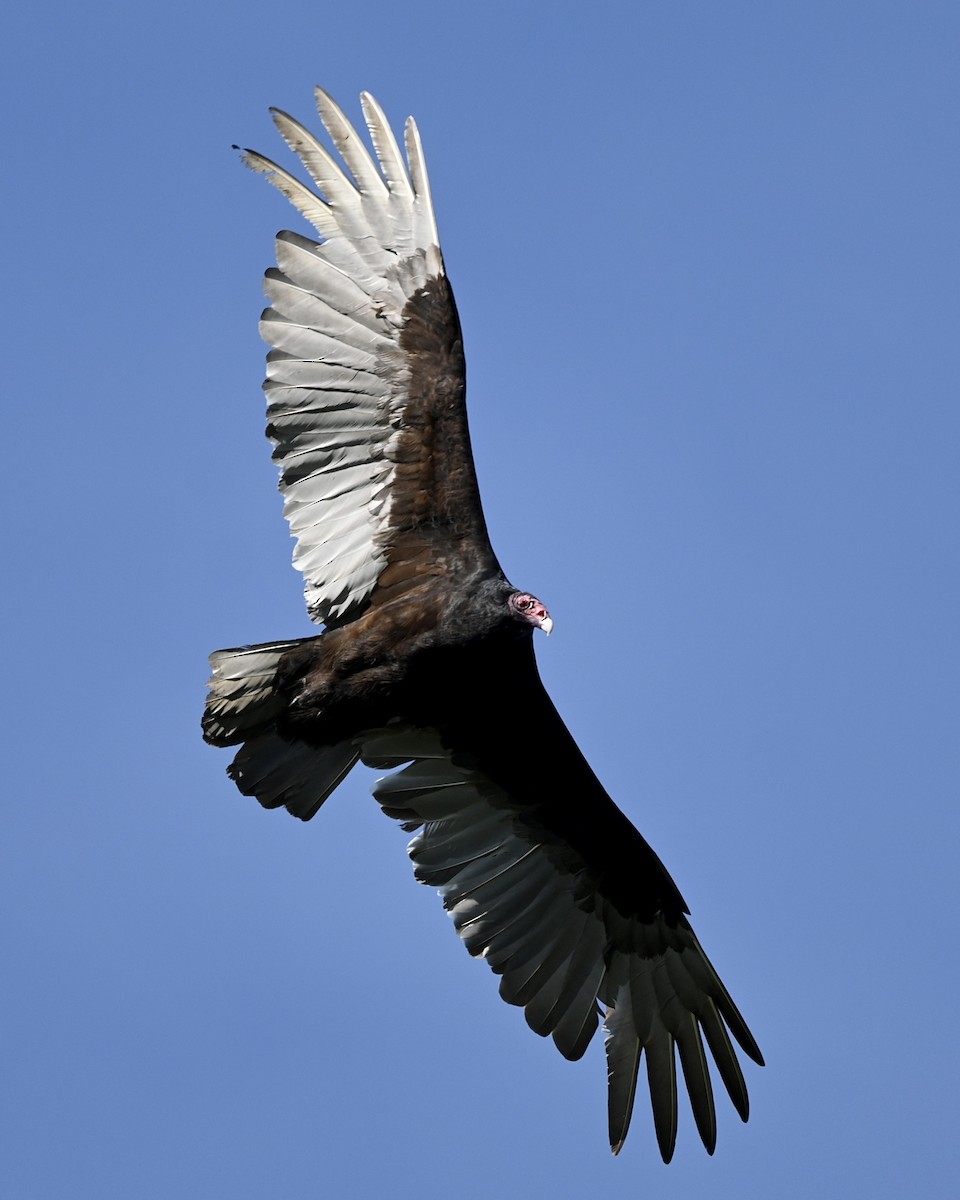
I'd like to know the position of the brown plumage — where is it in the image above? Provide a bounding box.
[203,87,763,1160]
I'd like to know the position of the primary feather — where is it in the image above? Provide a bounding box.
[204,87,763,1160]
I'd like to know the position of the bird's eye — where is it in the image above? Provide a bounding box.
[517,598,534,611]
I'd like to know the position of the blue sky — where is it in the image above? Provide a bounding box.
[3,2,958,1196]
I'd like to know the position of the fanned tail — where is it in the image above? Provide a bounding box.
[202,639,359,821]
[202,640,303,746]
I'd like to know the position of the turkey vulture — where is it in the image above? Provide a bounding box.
[203,87,763,1160]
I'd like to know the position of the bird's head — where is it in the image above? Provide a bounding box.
[509,591,553,636]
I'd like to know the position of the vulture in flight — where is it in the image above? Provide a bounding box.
[203,87,763,1160]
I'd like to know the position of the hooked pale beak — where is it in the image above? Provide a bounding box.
[540,615,554,636]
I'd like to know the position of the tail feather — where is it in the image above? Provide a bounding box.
[203,638,359,820]
[202,640,304,746]
[229,732,359,821]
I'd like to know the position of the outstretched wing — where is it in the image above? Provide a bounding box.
[357,644,763,1161]
[241,90,500,627]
